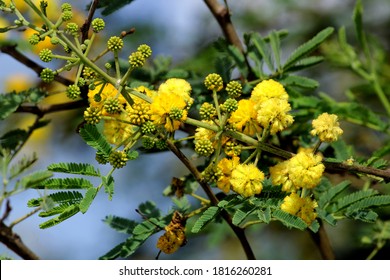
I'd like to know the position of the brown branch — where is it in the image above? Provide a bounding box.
[0,202,39,260]
[0,44,73,86]
[166,139,256,260]
[81,0,100,42]
[309,220,335,260]
[15,99,87,117]
[204,0,244,52]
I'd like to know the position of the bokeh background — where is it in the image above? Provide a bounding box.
[0,0,389,259]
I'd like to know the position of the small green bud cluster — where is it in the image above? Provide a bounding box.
[82,67,97,79]
[40,68,55,83]
[66,22,79,36]
[202,165,222,183]
[128,51,145,68]
[66,84,81,99]
[142,136,155,150]
[155,139,168,150]
[108,150,128,169]
[61,3,72,12]
[28,33,40,45]
[225,80,242,98]
[104,97,122,114]
[137,44,152,58]
[141,121,156,134]
[204,73,223,92]
[195,139,214,157]
[39,48,53,62]
[199,102,216,120]
[221,98,238,113]
[107,36,124,51]
[91,18,105,33]
[169,107,184,120]
[84,106,102,125]
[95,152,108,165]
[62,10,73,21]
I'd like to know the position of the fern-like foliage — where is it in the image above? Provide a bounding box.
[39,204,80,229]
[31,177,94,189]
[47,162,100,177]
[191,206,221,233]
[79,124,112,157]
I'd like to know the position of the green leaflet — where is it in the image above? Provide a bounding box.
[269,30,282,70]
[283,27,334,71]
[283,56,324,72]
[317,180,351,209]
[102,175,114,200]
[20,170,53,189]
[232,202,257,226]
[191,206,221,233]
[47,162,100,177]
[79,124,112,157]
[248,32,274,72]
[39,204,80,229]
[79,187,98,213]
[103,215,138,234]
[331,189,378,213]
[346,195,390,213]
[272,209,308,230]
[281,75,319,89]
[32,177,94,189]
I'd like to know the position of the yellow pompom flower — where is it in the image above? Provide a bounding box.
[157,78,193,107]
[103,114,136,145]
[270,150,325,191]
[250,79,288,104]
[256,98,294,135]
[311,113,343,142]
[217,156,240,193]
[230,163,264,197]
[228,99,262,136]
[281,193,318,225]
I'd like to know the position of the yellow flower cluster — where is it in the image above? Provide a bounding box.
[228,79,294,136]
[311,112,343,142]
[270,150,325,192]
[280,193,318,225]
[214,159,264,197]
[150,78,193,132]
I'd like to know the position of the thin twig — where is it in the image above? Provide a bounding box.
[0,44,73,86]
[15,99,87,117]
[309,220,335,259]
[166,139,256,259]
[81,0,100,42]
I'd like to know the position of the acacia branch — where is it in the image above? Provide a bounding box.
[166,139,256,260]
[0,44,73,86]
[16,99,88,117]
[81,0,100,42]
[309,220,335,260]
[204,0,244,52]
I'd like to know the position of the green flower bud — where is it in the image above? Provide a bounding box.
[155,139,168,150]
[95,152,108,165]
[66,22,79,36]
[195,139,214,157]
[107,36,123,51]
[84,106,102,125]
[83,67,97,79]
[169,107,184,120]
[202,165,222,183]
[66,84,81,99]
[103,97,122,114]
[141,121,156,134]
[109,150,128,169]
[225,80,242,98]
[39,48,53,62]
[142,136,155,150]
[40,68,55,83]
[77,77,86,87]
[199,102,216,120]
[221,98,238,113]
[128,51,145,68]
[61,10,73,21]
[204,73,223,92]
[137,44,152,58]
[50,36,59,45]
[61,3,72,12]
[28,33,40,45]
[104,62,112,70]
[91,18,105,33]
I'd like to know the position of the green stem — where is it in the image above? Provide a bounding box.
[372,74,390,117]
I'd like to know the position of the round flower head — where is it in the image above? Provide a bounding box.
[250,79,288,104]
[228,99,262,136]
[281,193,318,225]
[107,36,123,51]
[256,98,294,135]
[270,150,325,191]
[204,73,223,92]
[158,78,193,107]
[87,83,126,111]
[311,113,343,142]
[217,156,240,193]
[230,163,264,197]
